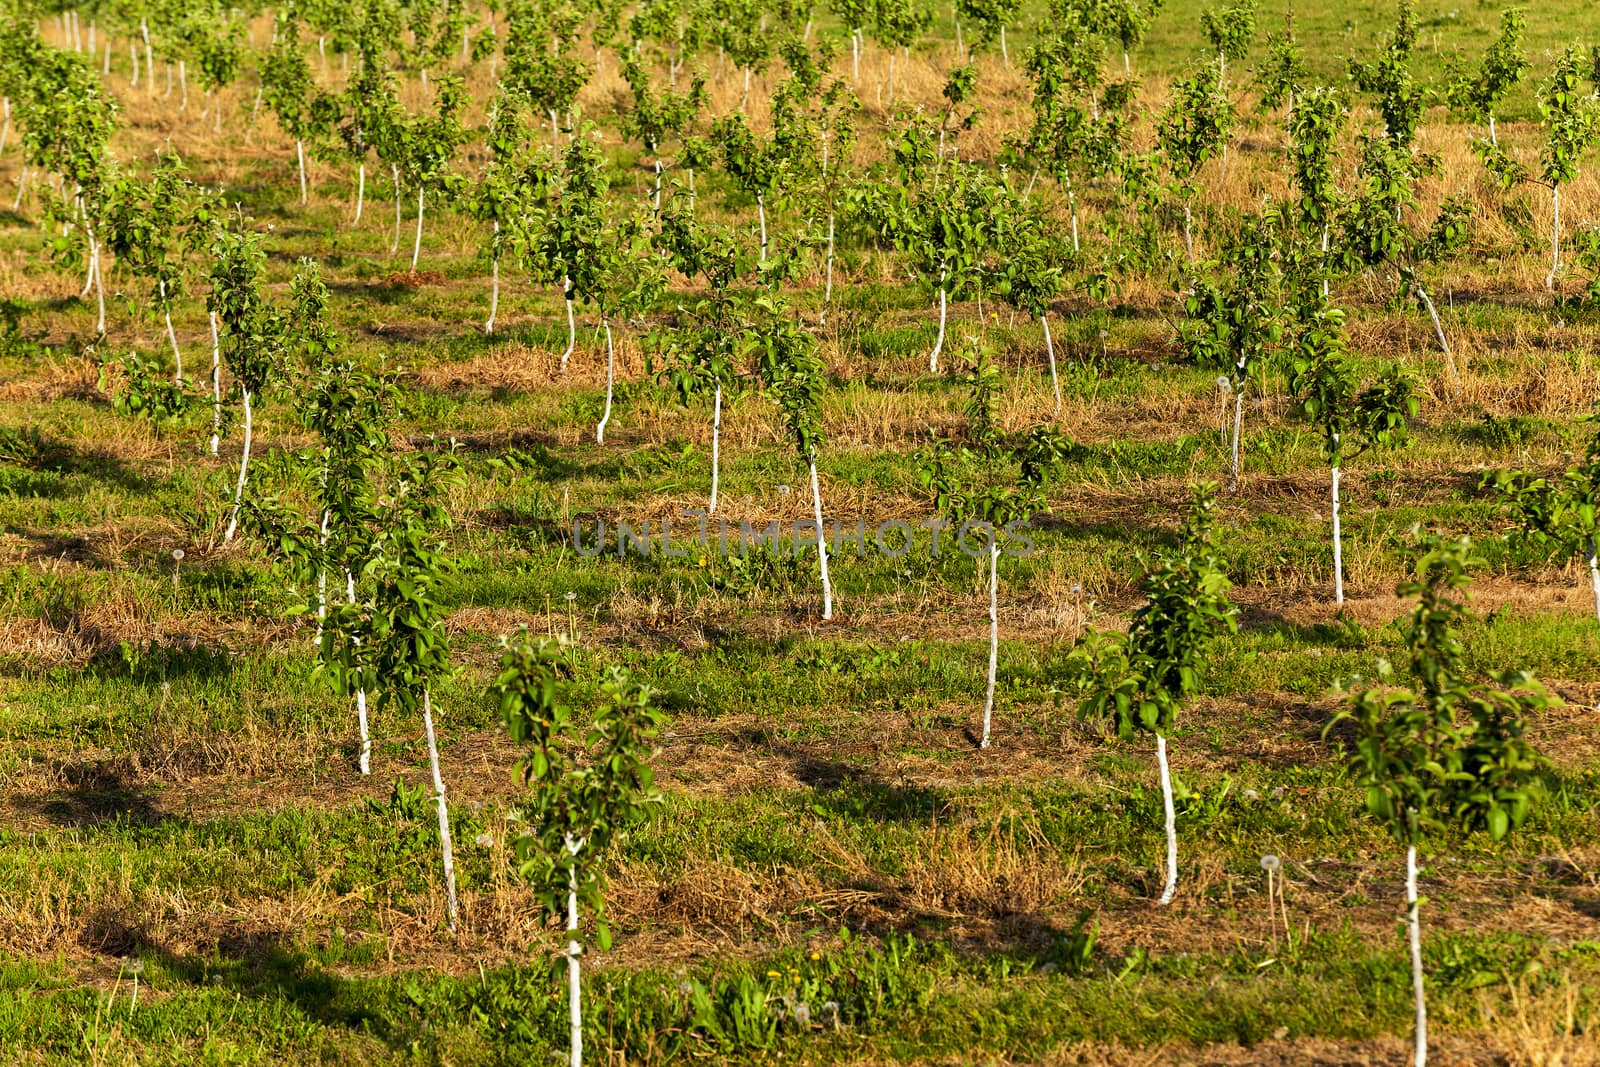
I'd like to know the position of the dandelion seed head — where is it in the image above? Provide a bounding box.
[475,832,494,849]
[1260,854,1281,873]
[172,549,185,561]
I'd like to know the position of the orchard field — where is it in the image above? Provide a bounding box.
[5,0,1600,1062]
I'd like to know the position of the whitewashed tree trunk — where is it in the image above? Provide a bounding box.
[11,162,24,211]
[1184,202,1195,261]
[1407,845,1428,1067]
[209,311,221,455]
[1413,284,1458,386]
[820,212,835,325]
[179,60,188,111]
[709,383,722,515]
[756,194,767,263]
[979,540,999,749]
[1069,190,1079,253]
[141,20,153,98]
[1331,444,1344,607]
[565,835,585,1067]
[90,229,105,333]
[596,318,615,444]
[1586,537,1600,624]
[1229,378,1245,489]
[422,687,460,931]
[1546,183,1561,291]
[391,164,402,255]
[296,139,307,204]
[223,387,253,543]
[161,279,182,383]
[346,569,370,775]
[412,186,425,270]
[0,97,9,160]
[1488,114,1497,146]
[929,273,948,373]
[354,159,365,222]
[315,506,330,641]
[559,279,575,370]
[485,223,500,334]
[1042,314,1060,415]
[1156,732,1178,905]
[809,455,833,620]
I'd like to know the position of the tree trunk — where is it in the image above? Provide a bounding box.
[1184,201,1194,262]
[887,51,895,105]
[851,30,859,81]
[141,20,152,99]
[709,383,722,515]
[1407,845,1428,1067]
[1546,183,1561,292]
[355,159,365,222]
[1000,25,1009,66]
[297,139,307,205]
[161,280,182,384]
[596,318,614,444]
[1331,448,1344,607]
[0,97,9,160]
[820,212,835,326]
[1587,536,1600,625]
[560,278,575,370]
[1042,314,1060,416]
[90,229,105,334]
[653,158,662,211]
[929,275,947,373]
[422,687,460,931]
[1069,190,1079,253]
[10,162,23,211]
[411,186,425,271]
[179,60,188,111]
[979,540,999,749]
[550,109,560,155]
[756,195,767,263]
[486,224,500,334]
[1488,114,1497,146]
[809,455,833,620]
[1412,284,1458,387]
[1156,732,1178,905]
[391,165,402,256]
[224,387,253,543]
[345,569,370,775]
[565,835,585,1067]
[209,311,221,455]
[1228,382,1245,489]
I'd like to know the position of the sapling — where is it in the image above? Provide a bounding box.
[1443,8,1528,146]
[1286,86,1346,292]
[761,314,833,620]
[1535,48,1600,291]
[1288,293,1417,605]
[1064,485,1237,905]
[209,224,287,544]
[495,636,664,1067]
[1488,416,1600,631]
[1158,59,1233,261]
[917,341,1044,748]
[365,451,465,928]
[262,32,317,205]
[1328,533,1549,1067]
[1347,0,1427,150]
[469,90,546,335]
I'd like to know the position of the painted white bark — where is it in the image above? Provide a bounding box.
[709,383,722,515]
[223,387,253,543]
[929,275,948,374]
[411,186,424,270]
[1407,845,1428,1067]
[391,164,402,255]
[559,280,575,370]
[1546,183,1561,291]
[565,834,585,1067]
[422,687,460,930]
[980,540,999,749]
[162,280,182,383]
[809,457,833,620]
[354,159,365,222]
[209,311,221,455]
[820,213,835,326]
[1413,284,1458,386]
[1156,732,1178,905]
[1331,450,1345,607]
[756,195,767,263]
[1042,314,1060,416]
[346,569,370,775]
[596,318,615,444]
[486,223,500,334]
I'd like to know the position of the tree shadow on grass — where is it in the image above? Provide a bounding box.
[20,759,170,829]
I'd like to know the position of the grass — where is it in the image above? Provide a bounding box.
[5,0,1600,1062]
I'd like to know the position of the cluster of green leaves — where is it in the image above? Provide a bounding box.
[1329,534,1548,846]
[1346,0,1426,150]
[1287,295,1417,468]
[493,636,664,952]
[1486,413,1600,566]
[1063,485,1237,737]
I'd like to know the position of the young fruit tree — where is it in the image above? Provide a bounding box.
[1286,86,1346,291]
[1287,293,1417,606]
[1063,485,1237,905]
[469,90,546,335]
[365,451,465,928]
[1336,134,1471,386]
[1443,7,1528,146]
[208,223,288,544]
[1487,417,1600,630]
[1176,212,1282,490]
[1347,0,1427,150]
[1535,47,1600,291]
[917,341,1044,748]
[653,202,768,515]
[760,313,834,620]
[494,636,664,1067]
[261,31,318,206]
[395,74,468,272]
[1327,533,1549,1067]
[1158,59,1233,261]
